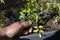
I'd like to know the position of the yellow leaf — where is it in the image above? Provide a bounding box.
[39,30,44,33]
[34,26,38,28]
[39,25,43,28]
[33,29,38,33]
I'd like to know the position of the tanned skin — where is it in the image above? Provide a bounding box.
[0,21,32,40]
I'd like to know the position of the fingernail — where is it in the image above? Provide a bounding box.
[24,32,28,35]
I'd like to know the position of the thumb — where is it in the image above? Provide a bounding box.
[21,21,32,28]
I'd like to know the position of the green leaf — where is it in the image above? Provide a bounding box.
[0,0,5,4]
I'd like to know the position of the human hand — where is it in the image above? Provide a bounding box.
[0,21,32,38]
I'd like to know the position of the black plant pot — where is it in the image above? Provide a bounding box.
[20,30,58,40]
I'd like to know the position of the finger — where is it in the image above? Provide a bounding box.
[21,28,32,35]
[22,30,29,35]
[24,31,28,35]
[21,21,32,28]
[28,27,32,33]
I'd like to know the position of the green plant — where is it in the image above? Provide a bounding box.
[0,10,5,28]
[19,0,60,25]
[0,0,5,3]
[19,0,40,25]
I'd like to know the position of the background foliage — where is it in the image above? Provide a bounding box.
[0,0,60,28]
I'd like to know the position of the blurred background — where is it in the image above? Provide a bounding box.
[0,0,60,40]
[0,0,60,32]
